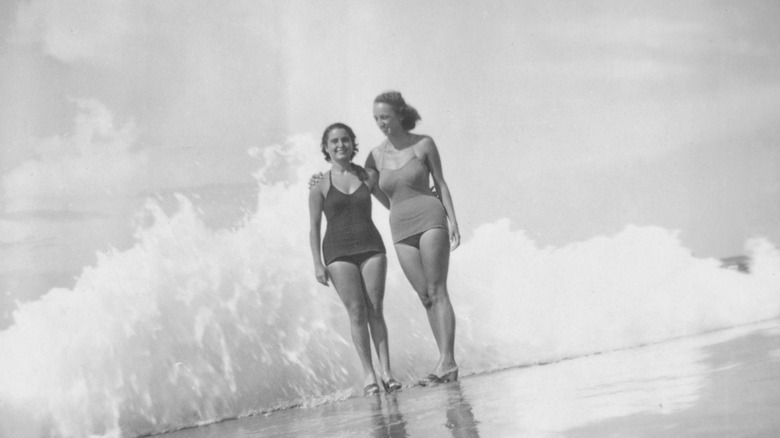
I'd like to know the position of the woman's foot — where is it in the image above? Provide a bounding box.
[363,383,381,396]
[418,367,458,386]
[417,374,441,386]
[438,368,458,383]
[381,378,403,393]
[362,372,380,395]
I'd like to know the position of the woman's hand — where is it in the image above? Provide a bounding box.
[315,263,330,286]
[449,224,460,251]
[430,184,440,200]
[308,172,325,189]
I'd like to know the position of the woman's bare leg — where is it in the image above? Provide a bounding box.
[328,261,377,387]
[394,228,457,376]
[360,253,395,382]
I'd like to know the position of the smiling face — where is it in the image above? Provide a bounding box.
[373,102,404,137]
[325,127,355,162]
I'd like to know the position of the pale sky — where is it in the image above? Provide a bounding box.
[2,0,780,305]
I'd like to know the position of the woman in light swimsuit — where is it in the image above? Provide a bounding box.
[308,122,401,395]
[366,91,460,385]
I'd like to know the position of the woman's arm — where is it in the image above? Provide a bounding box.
[308,180,330,285]
[365,150,390,210]
[365,167,390,210]
[365,147,381,172]
[420,137,460,250]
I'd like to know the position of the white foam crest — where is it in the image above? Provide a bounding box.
[0,135,778,437]
[0,136,356,437]
[448,220,780,370]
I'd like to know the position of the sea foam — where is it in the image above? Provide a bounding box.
[1,136,778,437]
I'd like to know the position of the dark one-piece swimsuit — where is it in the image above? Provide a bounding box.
[322,172,386,267]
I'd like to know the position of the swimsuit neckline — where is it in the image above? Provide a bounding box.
[382,156,422,172]
[328,171,367,196]
[330,183,366,196]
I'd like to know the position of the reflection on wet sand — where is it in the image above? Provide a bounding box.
[366,382,480,438]
[368,393,408,438]
[444,383,480,438]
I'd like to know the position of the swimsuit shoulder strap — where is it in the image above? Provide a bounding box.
[378,142,388,170]
[323,170,333,198]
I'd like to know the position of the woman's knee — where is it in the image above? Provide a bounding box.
[417,293,433,309]
[366,302,384,320]
[345,302,368,325]
[417,286,443,309]
[425,282,449,304]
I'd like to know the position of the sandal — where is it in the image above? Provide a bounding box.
[363,383,380,396]
[418,374,442,386]
[382,378,402,393]
[438,369,458,383]
[418,368,459,386]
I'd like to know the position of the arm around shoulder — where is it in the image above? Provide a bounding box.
[365,167,390,210]
[365,148,381,171]
[308,171,327,190]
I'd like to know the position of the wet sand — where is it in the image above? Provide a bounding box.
[155,319,780,437]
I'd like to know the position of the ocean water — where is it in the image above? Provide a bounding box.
[1,137,779,438]
[155,319,780,437]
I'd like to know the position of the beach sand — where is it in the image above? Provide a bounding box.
[155,319,780,437]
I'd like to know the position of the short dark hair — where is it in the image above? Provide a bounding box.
[374,91,421,130]
[320,122,359,162]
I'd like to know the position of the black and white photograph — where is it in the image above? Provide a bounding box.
[1,1,780,437]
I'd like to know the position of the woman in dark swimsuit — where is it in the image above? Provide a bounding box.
[308,122,401,395]
[366,91,460,385]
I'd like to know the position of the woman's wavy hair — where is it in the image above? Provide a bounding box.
[374,91,421,130]
[320,122,359,162]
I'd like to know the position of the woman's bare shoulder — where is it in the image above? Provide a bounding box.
[411,132,431,140]
[412,134,436,154]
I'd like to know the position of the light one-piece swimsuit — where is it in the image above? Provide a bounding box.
[378,157,448,243]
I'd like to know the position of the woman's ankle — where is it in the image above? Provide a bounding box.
[363,372,377,386]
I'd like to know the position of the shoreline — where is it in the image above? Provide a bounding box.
[154,318,780,437]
